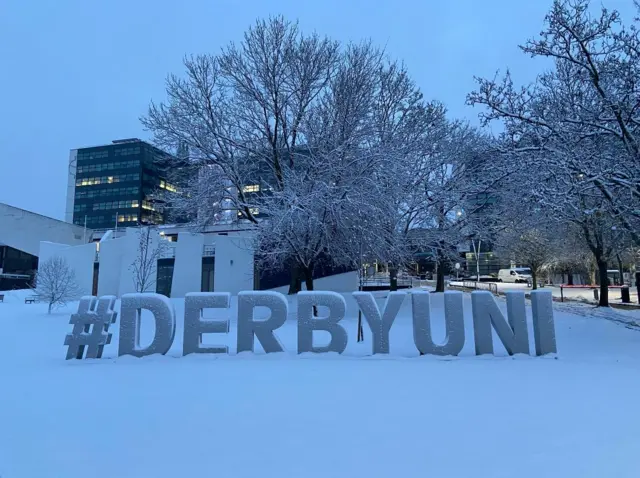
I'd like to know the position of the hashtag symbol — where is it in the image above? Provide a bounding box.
[64,296,118,360]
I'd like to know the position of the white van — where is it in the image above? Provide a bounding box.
[498,268,532,284]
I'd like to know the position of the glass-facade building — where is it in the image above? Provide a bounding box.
[0,244,38,289]
[68,139,177,230]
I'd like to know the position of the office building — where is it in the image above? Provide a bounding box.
[65,138,178,230]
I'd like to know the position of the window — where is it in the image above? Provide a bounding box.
[114,146,141,157]
[117,214,138,223]
[242,185,260,193]
[79,215,113,227]
[92,200,140,211]
[75,173,139,186]
[142,200,155,211]
[77,150,108,162]
[159,180,178,193]
[141,212,163,224]
[76,186,139,199]
[77,159,139,173]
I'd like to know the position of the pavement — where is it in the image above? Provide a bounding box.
[448,281,640,306]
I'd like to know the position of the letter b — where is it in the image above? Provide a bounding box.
[297,291,348,354]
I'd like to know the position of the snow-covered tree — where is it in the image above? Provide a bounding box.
[142,16,340,226]
[468,0,640,246]
[393,121,505,291]
[32,256,82,314]
[143,18,461,291]
[130,227,168,293]
[494,205,564,289]
[467,0,640,305]
[253,45,427,292]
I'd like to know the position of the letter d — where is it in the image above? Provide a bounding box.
[119,293,176,357]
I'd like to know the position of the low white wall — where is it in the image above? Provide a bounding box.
[316,271,358,292]
[268,271,358,294]
[38,241,96,296]
[171,232,204,298]
[118,228,161,296]
[97,238,124,297]
[214,235,254,295]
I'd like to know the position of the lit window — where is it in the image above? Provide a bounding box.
[242,185,260,193]
[117,214,138,223]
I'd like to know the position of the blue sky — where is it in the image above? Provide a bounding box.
[0,0,635,219]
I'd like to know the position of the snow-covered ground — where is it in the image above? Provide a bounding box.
[1,288,640,477]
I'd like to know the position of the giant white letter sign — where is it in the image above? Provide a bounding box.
[297,291,348,354]
[183,292,231,356]
[353,291,406,354]
[119,293,176,357]
[471,291,529,355]
[63,288,559,360]
[237,291,288,353]
[64,295,118,360]
[531,290,557,355]
[412,291,465,356]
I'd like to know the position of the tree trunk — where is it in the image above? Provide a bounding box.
[389,266,398,292]
[435,258,445,292]
[357,264,364,342]
[303,265,314,292]
[48,302,52,314]
[288,263,302,295]
[597,260,609,307]
[617,254,624,286]
[303,265,317,316]
[567,272,574,286]
[531,268,538,290]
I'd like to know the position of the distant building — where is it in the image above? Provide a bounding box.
[65,138,178,230]
[0,203,89,289]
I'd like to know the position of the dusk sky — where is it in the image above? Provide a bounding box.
[1,0,636,220]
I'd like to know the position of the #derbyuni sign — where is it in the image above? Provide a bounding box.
[63,290,557,360]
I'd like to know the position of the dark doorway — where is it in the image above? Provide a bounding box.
[201,257,215,292]
[156,258,175,297]
[92,262,99,296]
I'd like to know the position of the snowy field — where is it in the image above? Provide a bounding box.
[1,288,640,477]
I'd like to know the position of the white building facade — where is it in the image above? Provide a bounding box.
[37,224,358,298]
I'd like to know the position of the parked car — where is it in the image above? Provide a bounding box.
[498,268,533,284]
[466,275,495,282]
